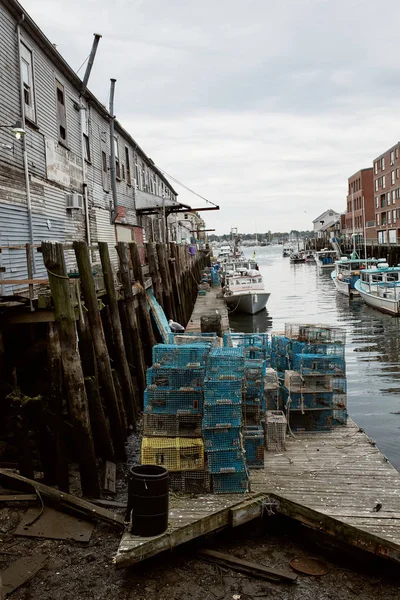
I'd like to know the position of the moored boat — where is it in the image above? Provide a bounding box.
[315,249,339,272]
[354,265,400,315]
[331,257,382,297]
[224,269,270,315]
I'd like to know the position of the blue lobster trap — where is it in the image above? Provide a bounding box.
[202,401,242,428]
[146,367,205,389]
[152,343,211,368]
[287,408,334,432]
[244,426,264,469]
[144,388,203,415]
[270,352,291,372]
[291,340,345,358]
[212,472,248,494]
[284,391,333,411]
[204,378,243,403]
[224,333,269,360]
[206,448,247,474]
[207,347,245,375]
[271,335,292,355]
[292,353,345,376]
[203,426,241,450]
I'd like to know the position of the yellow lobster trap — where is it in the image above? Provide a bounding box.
[141,437,204,471]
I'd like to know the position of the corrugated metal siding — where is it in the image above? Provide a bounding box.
[93,207,118,267]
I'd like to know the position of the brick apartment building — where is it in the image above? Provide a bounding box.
[345,168,374,239]
[374,142,400,243]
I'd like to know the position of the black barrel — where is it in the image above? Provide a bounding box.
[126,465,169,536]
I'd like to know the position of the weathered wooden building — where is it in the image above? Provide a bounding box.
[0,0,183,295]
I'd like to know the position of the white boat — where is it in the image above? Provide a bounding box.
[224,268,270,315]
[315,249,339,272]
[354,265,400,315]
[331,257,382,297]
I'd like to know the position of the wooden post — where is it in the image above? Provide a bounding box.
[146,242,163,306]
[129,241,156,360]
[41,241,100,498]
[117,242,146,398]
[47,323,69,491]
[169,243,184,325]
[73,241,126,461]
[156,243,174,319]
[98,242,137,427]
[112,369,128,433]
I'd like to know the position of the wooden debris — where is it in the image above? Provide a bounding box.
[0,469,124,529]
[15,506,94,542]
[0,494,37,503]
[1,554,47,597]
[103,461,117,494]
[198,549,298,583]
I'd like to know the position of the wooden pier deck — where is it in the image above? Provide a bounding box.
[185,286,229,334]
[115,419,400,567]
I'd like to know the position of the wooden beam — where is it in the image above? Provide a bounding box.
[197,549,298,583]
[0,279,48,285]
[0,469,124,529]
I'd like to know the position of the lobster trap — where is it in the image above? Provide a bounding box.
[203,426,241,450]
[143,413,203,437]
[212,472,249,494]
[224,332,269,360]
[152,343,211,368]
[204,378,243,402]
[144,389,203,414]
[169,332,219,347]
[284,324,346,345]
[271,335,292,355]
[284,391,333,411]
[243,425,264,469]
[291,340,345,358]
[141,437,204,471]
[242,403,262,426]
[287,408,333,432]
[202,401,242,428]
[284,370,333,393]
[265,410,287,451]
[207,347,245,376]
[146,366,205,389]
[263,388,281,411]
[264,368,279,390]
[292,354,345,376]
[169,470,211,494]
[206,448,247,474]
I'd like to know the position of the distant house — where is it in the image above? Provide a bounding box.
[312,209,341,239]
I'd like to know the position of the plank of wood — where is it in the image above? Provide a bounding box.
[89,498,127,509]
[198,549,297,583]
[1,554,47,596]
[103,461,117,494]
[0,279,48,285]
[0,469,124,529]
[0,494,37,502]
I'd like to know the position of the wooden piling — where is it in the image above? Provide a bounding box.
[47,322,69,492]
[42,241,100,498]
[156,243,174,320]
[146,242,163,307]
[129,241,156,361]
[73,241,126,461]
[169,244,184,326]
[117,242,146,398]
[98,241,138,428]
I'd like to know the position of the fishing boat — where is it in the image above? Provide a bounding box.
[224,268,270,315]
[282,246,292,257]
[354,265,400,315]
[331,257,382,297]
[290,251,306,264]
[315,249,339,272]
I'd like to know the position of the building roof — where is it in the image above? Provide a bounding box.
[312,209,339,223]
[6,0,178,196]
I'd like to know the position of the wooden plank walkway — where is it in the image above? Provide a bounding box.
[185,286,229,334]
[116,419,400,567]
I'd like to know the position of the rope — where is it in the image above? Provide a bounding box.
[46,268,70,280]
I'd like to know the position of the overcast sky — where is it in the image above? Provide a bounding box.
[22,0,400,234]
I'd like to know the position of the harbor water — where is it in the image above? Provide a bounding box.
[229,245,400,470]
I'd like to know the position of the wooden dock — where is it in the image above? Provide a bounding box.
[115,418,400,567]
[185,286,229,334]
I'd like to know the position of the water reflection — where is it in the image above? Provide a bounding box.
[230,246,400,469]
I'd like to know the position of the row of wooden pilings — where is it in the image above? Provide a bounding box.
[2,241,209,498]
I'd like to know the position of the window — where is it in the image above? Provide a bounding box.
[382,175,386,188]
[122,164,125,180]
[388,192,391,205]
[56,80,68,144]
[382,157,385,170]
[20,42,36,122]
[394,210,397,223]
[125,147,131,185]
[101,149,109,192]
[397,168,399,179]
[392,171,395,185]
[83,109,91,162]
[375,196,379,208]
[374,162,378,174]
[391,151,395,165]
[375,179,379,191]
[381,194,386,208]
[388,211,391,224]
[392,190,396,202]
[377,213,380,225]
[397,148,399,159]
[114,137,120,179]
[134,159,140,188]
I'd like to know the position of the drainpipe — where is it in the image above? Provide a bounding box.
[109,79,119,222]
[16,15,35,272]
[80,33,102,249]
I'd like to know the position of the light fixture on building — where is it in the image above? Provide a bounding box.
[0,119,25,140]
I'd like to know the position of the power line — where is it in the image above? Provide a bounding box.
[156,168,219,208]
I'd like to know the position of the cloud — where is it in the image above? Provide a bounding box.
[21,0,400,233]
